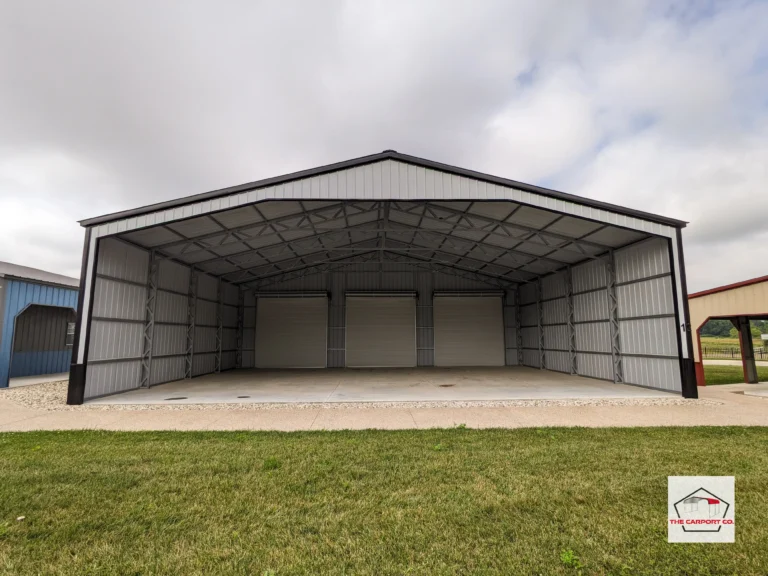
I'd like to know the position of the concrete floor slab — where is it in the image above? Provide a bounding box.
[1,381,768,431]
[88,367,671,406]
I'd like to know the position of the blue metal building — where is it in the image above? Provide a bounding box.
[0,261,79,388]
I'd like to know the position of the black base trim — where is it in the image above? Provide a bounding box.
[681,358,698,399]
[67,363,85,405]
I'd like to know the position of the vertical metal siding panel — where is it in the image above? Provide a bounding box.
[522,349,540,368]
[616,277,674,318]
[576,353,612,380]
[521,327,539,349]
[153,325,187,356]
[520,303,538,326]
[541,271,566,299]
[196,301,218,326]
[86,361,142,398]
[155,291,188,324]
[542,298,567,324]
[88,321,142,360]
[196,273,218,301]
[84,241,149,399]
[92,278,146,321]
[622,357,681,392]
[97,238,149,284]
[150,356,185,385]
[572,259,608,293]
[615,237,670,284]
[545,351,570,373]
[575,323,612,353]
[543,326,569,351]
[573,291,609,322]
[518,283,538,305]
[193,353,216,376]
[222,282,239,306]
[619,318,678,356]
[157,259,190,293]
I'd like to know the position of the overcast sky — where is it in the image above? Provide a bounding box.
[1,0,766,291]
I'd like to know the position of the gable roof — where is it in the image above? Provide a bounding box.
[0,261,80,288]
[79,150,687,228]
[688,274,768,299]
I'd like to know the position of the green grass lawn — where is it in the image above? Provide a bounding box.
[704,364,768,385]
[699,336,762,350]
[1,429,767,575]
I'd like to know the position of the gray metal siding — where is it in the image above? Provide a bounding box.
[84,238,148,399]
[614,237,681,392]
[84,239,242,397]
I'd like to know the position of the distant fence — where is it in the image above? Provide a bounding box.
[702,347,767,360]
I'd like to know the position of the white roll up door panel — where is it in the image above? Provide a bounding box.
[434,296,504,366]
[255,297,327,368]
[346,296,416,367]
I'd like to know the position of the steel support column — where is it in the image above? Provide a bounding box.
[185,268,197,379]
[605,251,624,383]
[537,278,545,369]
[514,288,523,366]
[736,316,758,384]
[565,266,577,375]
[139,250,158,388]
[215,278,223,373]
[236,290,244,369]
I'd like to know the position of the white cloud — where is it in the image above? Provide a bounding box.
[0,0,766,292]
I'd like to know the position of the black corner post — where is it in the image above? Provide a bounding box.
[67,228,93,405]
[675,228,698,399]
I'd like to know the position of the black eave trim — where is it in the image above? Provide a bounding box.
[78,150,688,228]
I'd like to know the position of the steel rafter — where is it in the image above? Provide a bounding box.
[390,201,611,250]
[155,200,374,254]
[184,268,198,379]
[139,250,158,388]
[605,251,623,383]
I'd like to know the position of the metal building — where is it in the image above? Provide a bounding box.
[66,150,697,404]
[688,275,768,386]
[0,262,79,388]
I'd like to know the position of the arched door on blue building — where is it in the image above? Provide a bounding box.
[0,278,79,387]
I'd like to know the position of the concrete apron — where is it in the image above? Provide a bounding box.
[1,382,768,432]
[86,367,673,406]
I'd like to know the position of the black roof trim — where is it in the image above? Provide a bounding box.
[79,150,687,228]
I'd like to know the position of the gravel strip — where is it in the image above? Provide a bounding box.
[3,380,722,412]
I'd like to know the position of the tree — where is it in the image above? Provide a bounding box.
[700,319,734,337]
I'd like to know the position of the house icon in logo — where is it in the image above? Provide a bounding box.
[673,488,731,532]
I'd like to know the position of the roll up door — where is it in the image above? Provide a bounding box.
[345,295,416,367]
[434,295,505,366]
[255,296,327,368]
